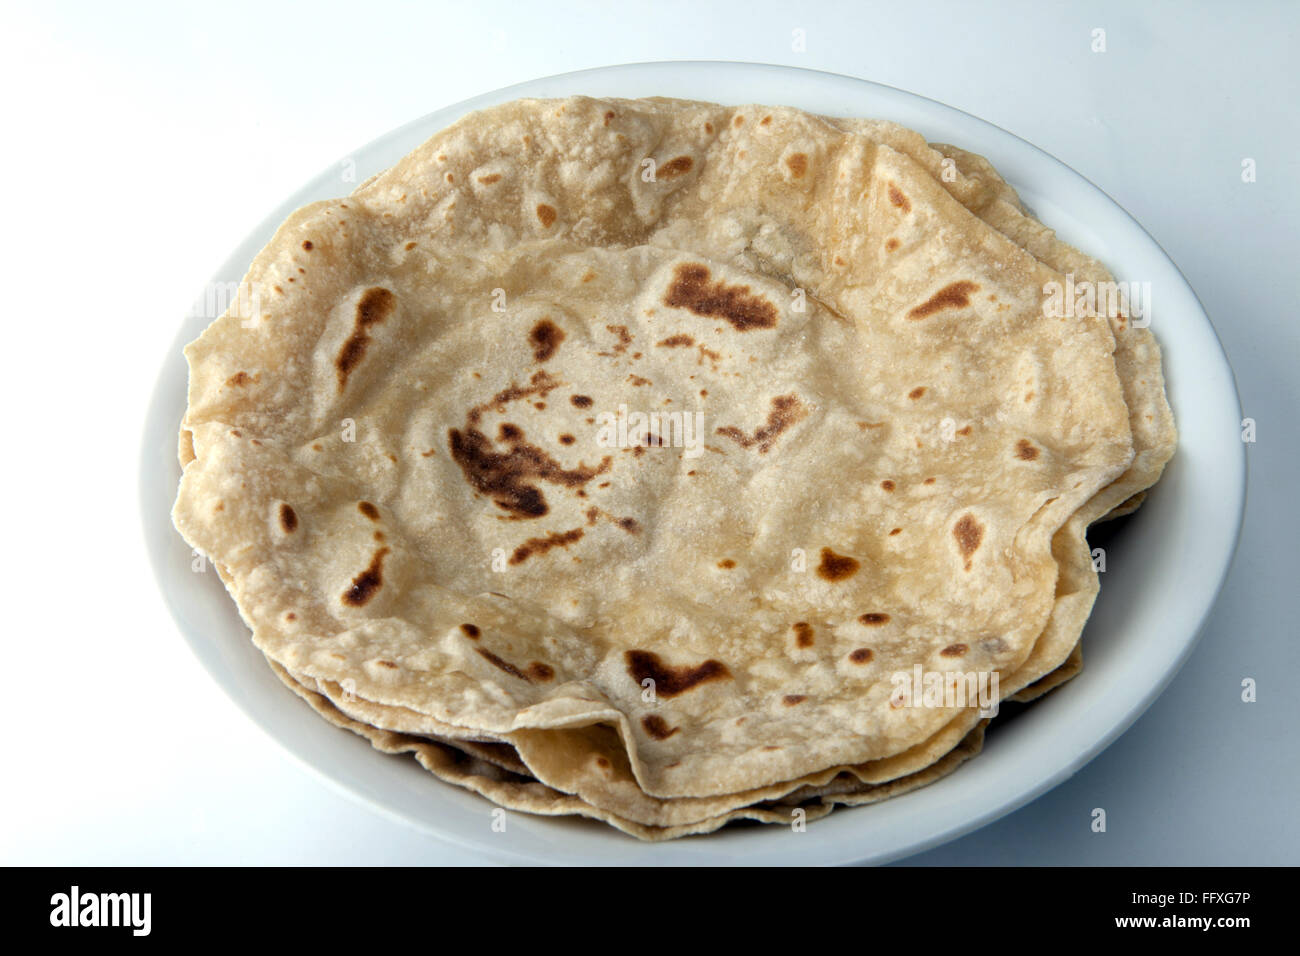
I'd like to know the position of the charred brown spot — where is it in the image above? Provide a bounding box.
[888,183,911,212]
[957,426,972,436]
[859,613,890,626]
[717,558,736,569]
[404,241,417,250]
[641,714,679,740]
[880,479,895,492]
[908,387,926,400]
[476,647,530,681]
[940,643,969,658]
[529,319,565,362]
[301,240,313,251]
[341,547,389,606]
[785,153,808,178]
[658,155,694,179]
[603,110,616,125]
[559,433,575,445]
[1016,438,1040,460]
[535,203,557,228]
[509,527,584,564]
[885,237,900,252]
[716,394,807,453]
[849,648,874,664]
[596,756,611,768]
[459,623,480,639]
[285,612,296,621]
[953,513,984,571]
[499,423,523,442]
[279,503,297,532]
[625,650,731,698]
[628,374,651,387]
[226,371,253,387]
[889,527,902,536]
[336,287,395,389]
[357,501,380,521]
[570,394,593,408]
[783,694,807,706]
[793,622,815,648]
[451,376,610,518]
[617,516,640,533]
[817,547,860,581]
[664,263,778,331]
[733,115,744,127]
[478,173,502,184]
[760,115,772,126]
[375,660,398,669]
[657,334,695,347]
[908,281,980,320]
[528,662,555,682]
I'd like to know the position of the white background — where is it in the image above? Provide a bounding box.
[2,0,1296,865]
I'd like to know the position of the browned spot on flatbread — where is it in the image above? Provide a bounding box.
[226,371,254,387]
[817,547,860,581]
[450,374,610,518]
[509,527,585,564]
[625,650,731,697]
[880,479,895,491]
[908,386,926,400]
[478,173,501,184]
[1016,438,1040,460]
[664,263,778,331]
[536,203,557,228]
[957,425,972,436]
[785,153,808,178]
[657,334,695,347]
[717,558,735,569]
[336,287,395,389]
[528,662,555,682]
[658,155,694,179]
[459,623,480,639]
[908,281,980,320]
[885,237,900,252]
[940,643,969,658]
[716,394,807,453]
[570,394,593,408]
[793,622,815,648]
[888,183,911,212]
[953,513,984,571]
[301,240,313,251]
[357,501,380,521]
[783,694,807,706]
[375,660,398,669]
[559,433,575,445]
[341,547,389,606]
[859,613,890,626]
[529,319,565,362]
[641,714,680,740]
[278,503,297,532]
[849,648,874,664]
[476,647,530,681]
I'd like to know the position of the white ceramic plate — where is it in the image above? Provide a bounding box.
[140,61,1245,865]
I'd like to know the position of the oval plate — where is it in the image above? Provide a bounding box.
[140,61,1245,865]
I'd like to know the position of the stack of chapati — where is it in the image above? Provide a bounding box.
[173,97,1175,839]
